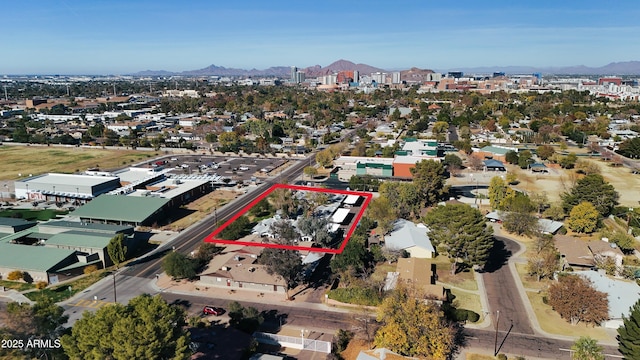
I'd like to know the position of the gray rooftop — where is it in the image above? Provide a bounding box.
[384,219,434,253]
[0,218,38,228]
[40,220,133,234]
[20,173,119,187]
[579,270,640,320]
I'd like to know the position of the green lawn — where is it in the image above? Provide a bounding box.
[24,270,110,303]
[431,256,478,291]
[0,279,36,291]
[450,288,482,315]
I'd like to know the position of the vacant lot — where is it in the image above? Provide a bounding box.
[163,189,243,231]
[0,145,156,180]
[510,157,640,207]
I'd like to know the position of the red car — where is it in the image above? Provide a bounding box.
[202,306,223,316]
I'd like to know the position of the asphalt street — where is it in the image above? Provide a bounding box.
[482,236,534,336]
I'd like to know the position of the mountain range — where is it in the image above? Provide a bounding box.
[132,60,640,77]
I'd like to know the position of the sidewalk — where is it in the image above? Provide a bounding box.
[0,288,34,305]
[150,273,354,315]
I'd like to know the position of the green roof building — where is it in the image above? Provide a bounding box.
[0,243,77,284]
[70,195,170,226]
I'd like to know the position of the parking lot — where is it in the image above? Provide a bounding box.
[148,155,290,184]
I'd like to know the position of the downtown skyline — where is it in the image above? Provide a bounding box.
[4,0,640,75]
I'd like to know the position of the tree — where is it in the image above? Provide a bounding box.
[107,233,127,268]
[424,204,494,274]
[7,270,23,281]
[366,196,397,236]
[227,301,264,334]
[571,336,604,360]
[218,215,251,239]
[566,201,600,233]
[505,150,519,165]
[269,219,300,244]
[559,153,578,169]
[536,145,555,160]
[547,274,608,326]
[527,236,559,281]
[163,251,198,280]
[618,137,640,159]
[502,195,539,236]
[297,216,332,246]
[1,298,68,359]
[518,150,533,169]
[315,149,334,168]
[410,159,447,207]
[618,299,640,359]
[488,176,509,210]
[575,159,601,175]
[562,174,619,217]
[374,284,455,359]
[258,248,302,299]
[61,294,191,360]
[303,166,317,179]
[331,237,370,275]
[543,203,566,220]
[379,181,421,220]
[442,153,463,168]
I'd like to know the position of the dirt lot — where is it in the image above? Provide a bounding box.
[163,189,243,231]
[0,145,155,180]
[510,158,640,207]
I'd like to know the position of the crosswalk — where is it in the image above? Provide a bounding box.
[70,299,113,309]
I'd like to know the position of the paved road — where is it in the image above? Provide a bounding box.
[482,236,534,336]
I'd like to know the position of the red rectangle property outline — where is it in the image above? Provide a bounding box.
[203,183,373,254]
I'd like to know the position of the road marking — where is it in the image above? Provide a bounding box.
[71,299,112,309]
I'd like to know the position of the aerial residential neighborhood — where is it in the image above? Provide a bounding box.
[1,63,640,360]
[4,2,640,359]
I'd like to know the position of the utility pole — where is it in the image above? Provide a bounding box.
[3,85,7,101]
[113,83,116,96]
[113,272,117,303]
[494,310,500,356]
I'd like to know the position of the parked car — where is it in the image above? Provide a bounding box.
[202,306,223,316]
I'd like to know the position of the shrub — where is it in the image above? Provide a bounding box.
[35,281,47,290]
[7,270,23,281]
[84,265,99,274]
[328,287,383,306]
[497,354,507,360]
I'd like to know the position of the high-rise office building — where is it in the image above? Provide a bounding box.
[290,66,297,82]
[353,70,359,83]
[392,72,401,84]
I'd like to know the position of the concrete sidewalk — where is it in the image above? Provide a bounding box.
[151,273,355,315]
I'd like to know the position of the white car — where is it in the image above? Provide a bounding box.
[239,166,249,171]
[170,157,178,161]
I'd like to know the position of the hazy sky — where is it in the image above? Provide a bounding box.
[3,0,640,74]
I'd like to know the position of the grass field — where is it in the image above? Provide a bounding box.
[24,269,110,303]
[0,279,36,291]
[0,208,67,221]
[0,145,156,180]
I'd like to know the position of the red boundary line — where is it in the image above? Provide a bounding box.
[203,183,373,254]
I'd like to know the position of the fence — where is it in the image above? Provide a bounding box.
[253,332,331,354]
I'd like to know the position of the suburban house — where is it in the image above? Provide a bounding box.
[384,219,435,258]
[198,247,287,294]
[486,212,564,235]
[384,257,447,302]
[579,270,640,329]
[554,235,596,270]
